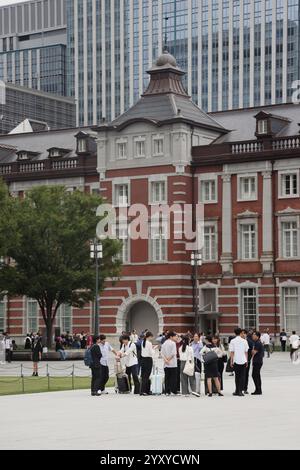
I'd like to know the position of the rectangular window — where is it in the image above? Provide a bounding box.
[200,179,217,203]
[280,172,299,197]
[0,300,5,331]
[134,138,145,158]
[203,225,217,261]
[242,288,257,330]
[150,224,167,262]
[239,176,257,200]
[282,221,298,258]
[257,119,268,134]
[57,304,72,333]
[153,137,164,156]
[283,287,299,333]
[240,223,257,260]
[116,225,129,263]
[117,141,127,159]
[77,139,87,153]
[27,299,38,333]
[114,184,129,207]
[150,181,166,204]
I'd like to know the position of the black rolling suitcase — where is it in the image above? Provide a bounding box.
[115,359,130,394]
[116,374,130,394]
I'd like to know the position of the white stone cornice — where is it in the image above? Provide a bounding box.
[236,210,259,219]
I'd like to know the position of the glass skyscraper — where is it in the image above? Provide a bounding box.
[67,0,300,127]
[67,0,300,125]
[0,0,67,96]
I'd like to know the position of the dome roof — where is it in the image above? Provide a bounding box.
[155,50,177,68]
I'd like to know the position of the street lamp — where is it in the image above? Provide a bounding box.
[191,251,202,332]
[90,239,103,336]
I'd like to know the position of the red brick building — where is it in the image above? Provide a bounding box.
[0,51,300,343]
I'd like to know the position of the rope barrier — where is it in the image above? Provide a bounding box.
[0,377,22,383]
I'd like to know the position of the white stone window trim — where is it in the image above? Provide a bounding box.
[277,214,300,260]
[238,281,259,331]
[56,304,73,333]
[115,137,128,160]
[237,173,258,202]
[26,298,39,334]
[0,295,7,332]
[133,135,146,159]
[202,220,218,263]
[237,218,259,261]
[149,220,168,264]
[113,179,131,207]
[198,282,219,314]
[152,134,164,157]
[278,169,300,199]
[199,173,218,204]
[148,176,168,205]
[112,223,130,265]
[279,280,300,333]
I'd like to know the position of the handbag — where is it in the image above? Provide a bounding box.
[183,348,195,376]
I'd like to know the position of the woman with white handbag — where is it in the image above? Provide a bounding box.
[179,336,200,397]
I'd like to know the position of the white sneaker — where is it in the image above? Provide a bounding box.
[192,391,201,397]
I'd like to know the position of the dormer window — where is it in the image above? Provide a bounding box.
[49,148,61,158]
[257,119,268,135]
[77,138,87,153]
[17,151,29,161]
[16,150,40,161]
[75,131,90,154]
[47,147,71,158]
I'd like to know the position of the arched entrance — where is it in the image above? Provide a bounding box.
[126,301,159,336]
[116,294,164,336]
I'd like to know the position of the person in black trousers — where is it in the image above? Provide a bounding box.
[251,331,264,395]
[140,331,157,395]
[90,335,102,396]
[31,335,43,376]
[244,329,254,394]
[280,329,287,352]
[229,328,249,397]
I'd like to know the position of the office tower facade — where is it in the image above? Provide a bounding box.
[0,82,75,134]
[67,0,300,126]
[0,0,67,96]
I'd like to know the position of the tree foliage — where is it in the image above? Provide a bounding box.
[0,183,122,346]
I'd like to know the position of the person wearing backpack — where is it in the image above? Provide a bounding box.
[90,335,102,396]
[119,334,140,394]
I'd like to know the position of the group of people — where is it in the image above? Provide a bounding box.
[0,332,17,363]
[88,326,270,398]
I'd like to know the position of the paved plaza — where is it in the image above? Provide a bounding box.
[0,352,299,450]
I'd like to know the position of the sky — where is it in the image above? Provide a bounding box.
[0,0,31,6]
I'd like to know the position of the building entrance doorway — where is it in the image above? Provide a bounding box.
[125,301,159,337]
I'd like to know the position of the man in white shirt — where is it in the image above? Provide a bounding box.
[229,328,249,397]
[161,331,178,395]
[99,334,117,394]
[261,329,271,358]
[3,333,12,363]
[289,331,300,360]
[119,334,140,394]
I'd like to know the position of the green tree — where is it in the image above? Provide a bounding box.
[0,183,122,347]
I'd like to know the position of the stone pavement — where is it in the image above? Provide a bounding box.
[0,352,300,450]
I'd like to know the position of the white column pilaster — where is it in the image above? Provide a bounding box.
[220,173,233,274]
[260,167,274,273]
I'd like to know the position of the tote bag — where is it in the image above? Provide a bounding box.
[183,347,195,376]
